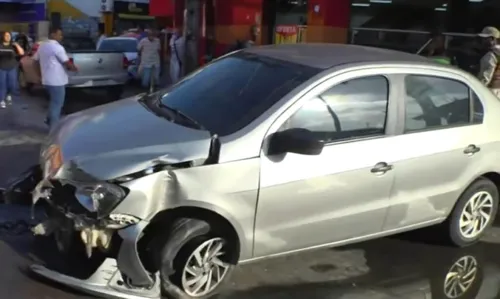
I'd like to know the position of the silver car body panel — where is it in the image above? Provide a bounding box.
[97,37,139,80]
[67,51,129,88]
[45,94,212,181]
[32,44,500,297]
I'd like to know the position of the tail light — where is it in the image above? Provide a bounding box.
[122,56,129,69]
[30,43,39,56]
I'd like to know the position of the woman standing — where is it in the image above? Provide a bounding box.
[0,31,24,108]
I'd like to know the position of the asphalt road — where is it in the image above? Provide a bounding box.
[1,89,500,299]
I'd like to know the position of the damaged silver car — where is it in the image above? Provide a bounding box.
[6,44,500,299]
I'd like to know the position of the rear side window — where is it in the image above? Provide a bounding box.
[404,75,478,133]
[472,91,484,124]
[98,39,138,52]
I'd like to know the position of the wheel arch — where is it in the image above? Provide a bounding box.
[140,202,247,268]
[480,172,500,192]
[448,171,500,220]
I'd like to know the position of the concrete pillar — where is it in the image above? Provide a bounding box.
[306,0,350,43]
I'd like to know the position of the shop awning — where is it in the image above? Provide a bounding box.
[118,13,155,20]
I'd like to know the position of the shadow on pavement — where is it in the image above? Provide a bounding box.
[0,143,41,188]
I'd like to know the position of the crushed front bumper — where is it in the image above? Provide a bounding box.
[5,166,160,299]
[31,220,160,299]
[31,258,160,299]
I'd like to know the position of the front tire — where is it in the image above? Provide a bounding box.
[159,219,235,299]
[447,178,498,247]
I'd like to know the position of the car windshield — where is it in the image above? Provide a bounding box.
[99,39,137,52]
[159,52,319,136]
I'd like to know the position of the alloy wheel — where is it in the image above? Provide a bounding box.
[459,191,493,239]
[181,237,230,297]
[443,255,478,298]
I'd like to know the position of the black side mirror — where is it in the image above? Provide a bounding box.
[268,128,324,156]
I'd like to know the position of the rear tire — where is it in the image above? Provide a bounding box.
[158,218,235,299]
[447,178,498,247]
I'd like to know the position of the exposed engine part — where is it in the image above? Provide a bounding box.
[31,219,59,236]
[81,227,113,258]
[31,179,53,218]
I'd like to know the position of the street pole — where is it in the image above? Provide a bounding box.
[101,0,114,36]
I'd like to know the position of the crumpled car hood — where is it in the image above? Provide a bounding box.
[43,95,212,181]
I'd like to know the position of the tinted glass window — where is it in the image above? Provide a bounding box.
[98,39,138,52]
[159,52,319,136]
[62,38,95,51]
[472,92,484,124]
[281,76,389,142]
[404,75,470,132]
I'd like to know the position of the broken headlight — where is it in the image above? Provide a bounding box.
[75,183,127,217]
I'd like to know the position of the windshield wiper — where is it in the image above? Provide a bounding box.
[156,101,207,131]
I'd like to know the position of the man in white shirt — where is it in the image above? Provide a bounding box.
[33,27,77,129]
[137,29,161,90]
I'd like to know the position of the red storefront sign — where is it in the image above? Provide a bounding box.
[149,0,174,16]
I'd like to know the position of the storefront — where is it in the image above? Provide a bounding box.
[350,0,500,53]
[0,0,45,36]
[149,0,350,55]
[114,0,155,33]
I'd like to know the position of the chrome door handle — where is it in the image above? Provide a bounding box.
[371,162,393,174]
[463,144,480,155]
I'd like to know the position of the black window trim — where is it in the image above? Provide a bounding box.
[401,74,483,135]
[470,89,485,125]
[279,74,392,147]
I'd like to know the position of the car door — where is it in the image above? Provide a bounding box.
[383,73,487,230]
[254,73,400,257]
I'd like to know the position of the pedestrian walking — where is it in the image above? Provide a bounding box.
[0,31,24,109]
[477,26,500,97]
[169,27,185,85]
[138,29,161,90]
[33,27,77,129]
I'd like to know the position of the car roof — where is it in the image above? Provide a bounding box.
[104,37,137,41]
[244,43,431,69]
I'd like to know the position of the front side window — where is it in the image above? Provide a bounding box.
[404,75,471,132]
[159,52,319,136]
[281,76,389,143]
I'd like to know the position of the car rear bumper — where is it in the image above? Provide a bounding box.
[69,74,129,88]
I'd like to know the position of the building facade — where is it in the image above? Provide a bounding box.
[0,0,46,34]
[149,0,497,59]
